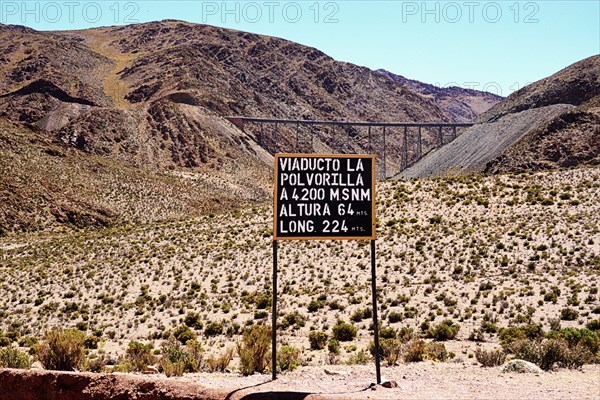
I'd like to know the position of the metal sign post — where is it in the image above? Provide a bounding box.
[272,240,278,381]
[370,239,381,384]
[272,153,380,383]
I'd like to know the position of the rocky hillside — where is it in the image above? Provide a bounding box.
[0,20,506,232]
[377,69,502,122]
[399,55,600,179]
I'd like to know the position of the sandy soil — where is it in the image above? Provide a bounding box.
[178,363,600,400]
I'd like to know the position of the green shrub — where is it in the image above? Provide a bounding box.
[253,292,272,309]
[184,312,203,329]
[277,345,300,371]
[159,335,204,374]
[281,311,307,330]
[184,340,204,372]
[350,308,372,323]
[308,331,328,350]
[560,308,579,321]
[347,349,371,365]
[424,342,449,361]
[332,321,357,342]
[426,320,460,341]
[0,346,32,369]
[83,335,100,350]
[204,322,224,337]
[475,348,506,367]
[173,325,197,344]
[586,320,600,331]
[327,339,340,355]
[499,324,545,348]
[387,311,403,323]
[36,328,85,371]
[307,299,324,312]
[557,328,599,354]
[397,327,414,343]
[0,336,11,347]
[379,326,397,339]
[126,341,156,372]
[237,325,271,375]
[370,338,402,366]
[17,336,38,348]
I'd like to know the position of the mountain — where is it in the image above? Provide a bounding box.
[377,69,503,122]
[0,20,498,232]
[398,55,600,179]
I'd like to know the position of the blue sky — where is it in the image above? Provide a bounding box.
[1,1,598,96]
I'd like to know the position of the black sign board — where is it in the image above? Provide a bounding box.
[274,154,376,240]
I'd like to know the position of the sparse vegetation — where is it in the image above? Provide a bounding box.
[0,167,599,373]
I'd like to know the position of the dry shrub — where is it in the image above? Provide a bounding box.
[475,348,506,367]
[36,328,85,371]
[277,345,300,371]
[403,339,426,362]
[347,349,371,365]
[205,347,234,372]
[508,338,594,371]
[424,342,449,361]
[308,331,328,350]
[83,354,108,373]
[0,346,32,369]
[161,359,185,377]
[401,340,450,363]
[559,343,596,369]
[126,341,156,372]
[237,325,271,375]
[159,336,205,375]
[370,338,402,366]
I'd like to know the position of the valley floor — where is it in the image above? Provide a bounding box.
[0,167,599,373]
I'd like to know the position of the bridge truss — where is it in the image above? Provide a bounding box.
[226,117,473,179]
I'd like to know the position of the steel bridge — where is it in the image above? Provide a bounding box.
[226,116,474,179]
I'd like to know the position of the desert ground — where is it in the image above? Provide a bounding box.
[4,362,599,400]
[1,166,599,398]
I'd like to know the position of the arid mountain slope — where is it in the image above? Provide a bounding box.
[377,69,503,122]
[0,20,451,170]
[0,119,270,232]
[399,55,600,179]
[0,20,502,232]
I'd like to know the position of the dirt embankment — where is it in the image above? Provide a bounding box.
[0,369,226,400]
[2,364,600,400]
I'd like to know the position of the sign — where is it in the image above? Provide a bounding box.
[273,153,376,240]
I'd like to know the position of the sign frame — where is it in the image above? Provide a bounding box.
[273,153,377,241]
